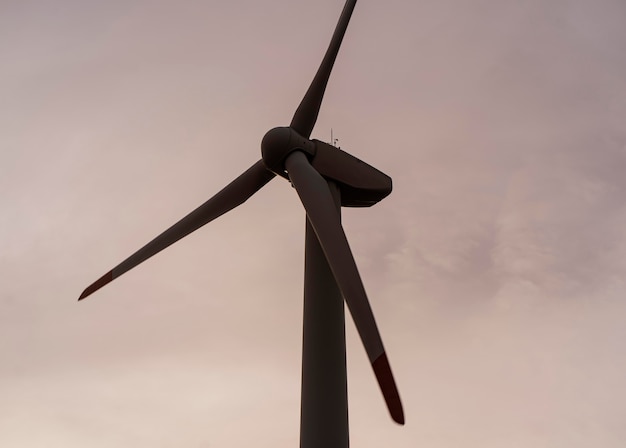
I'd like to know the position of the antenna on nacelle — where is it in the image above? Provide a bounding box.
[331,128,339,148]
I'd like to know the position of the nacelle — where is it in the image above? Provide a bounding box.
[310,140,392,207]
[261,127,392,207]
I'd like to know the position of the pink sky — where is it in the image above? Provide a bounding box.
[2,0,626,446]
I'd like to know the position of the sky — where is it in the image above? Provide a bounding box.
[2,0,626,446]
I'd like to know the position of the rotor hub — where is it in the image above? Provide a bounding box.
[261,127,316,177]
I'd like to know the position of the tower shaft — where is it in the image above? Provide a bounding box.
[300,181,349,448]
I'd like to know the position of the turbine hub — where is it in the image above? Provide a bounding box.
[261,127,315,177]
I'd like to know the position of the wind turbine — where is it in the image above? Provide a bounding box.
[79,0,404,445]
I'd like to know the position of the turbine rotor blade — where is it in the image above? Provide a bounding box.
[78,160,275,301]
[284,150,404,425]
[290,0,357,138]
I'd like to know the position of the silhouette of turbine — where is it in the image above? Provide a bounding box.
[79,0,404,443]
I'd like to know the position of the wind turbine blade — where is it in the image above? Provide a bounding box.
[290,0,357,138]
[78,160,275,301]
[284,151,404,425]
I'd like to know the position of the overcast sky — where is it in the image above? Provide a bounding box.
[2,0,626,446]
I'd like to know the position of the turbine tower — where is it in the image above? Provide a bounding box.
[79,1,404,445]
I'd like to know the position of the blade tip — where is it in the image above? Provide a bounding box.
[77,271,113,302]
[373,352,405,425]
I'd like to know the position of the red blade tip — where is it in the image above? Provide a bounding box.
[78,271,113,301]
[373,352,405,425]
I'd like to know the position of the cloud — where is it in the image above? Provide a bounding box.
[2,1,626,446]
